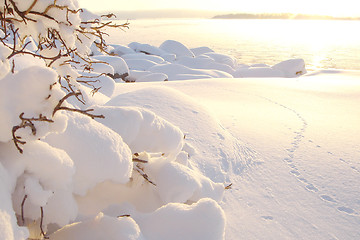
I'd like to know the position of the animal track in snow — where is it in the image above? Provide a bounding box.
[320,195,337,203]
[261,216,274,220]
[261,97,358,217]
[337,206,356,215]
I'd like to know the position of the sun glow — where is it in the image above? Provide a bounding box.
[77,0,360,18]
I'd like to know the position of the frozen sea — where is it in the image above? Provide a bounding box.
[107,18,360,71]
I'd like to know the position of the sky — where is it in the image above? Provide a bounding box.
[77,0,360,17]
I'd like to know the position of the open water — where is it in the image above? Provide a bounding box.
[107,18,360,71]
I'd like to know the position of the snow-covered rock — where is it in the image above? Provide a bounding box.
[148,63,233,80]
[89,61,114,75]
[159,40,195,58]
[77,72,115,97]
[136,73,168,82]
[110,44,136,56]
[121,53,166,64]
[272,58,307,77]
[176,56,235,75]
[92,55,129,80]
[125,59,159,71]
[126,70,152,82]
[129,42,168,56]
[203,52,237,69]
[191,46,215,56]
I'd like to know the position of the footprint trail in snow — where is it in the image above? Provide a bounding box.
[262,97,359,217]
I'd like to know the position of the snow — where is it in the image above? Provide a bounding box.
[1,3,359,240]
[44,112,133,196]
[92,55,130,80]
[0,66,65,142]
[159,40,195,58]
[135,198,226,240]
[50,212,144,240]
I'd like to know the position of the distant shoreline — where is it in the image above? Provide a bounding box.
[212,13,360,21]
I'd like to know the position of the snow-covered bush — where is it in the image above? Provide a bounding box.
[0,1,227,240]
[0,0,129,238]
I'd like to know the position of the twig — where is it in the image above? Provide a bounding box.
[132,158,148,164]
[12,113,54,153]
[134,165,156,186]
[21,194,28,225]
[40,207,49,239]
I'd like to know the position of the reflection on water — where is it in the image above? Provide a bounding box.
[106,19,360,70]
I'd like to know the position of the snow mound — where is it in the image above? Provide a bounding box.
[125,59,159,71]
[0,162,29,240]
[110,44,136,56]
[146,160,225,204]
[190,46,215,56]
[148,63,233,80]
[272,58,307,77]
[0,66,65,143]
[137,198,225,240]
[77,72,115,97]
[159,40,195,58]
[44,113,133,196]
[121,53,166,64]
[109,86,250,181]
[136,73,168,82]
[92,55,129,80]
[129,42,168,56]
[176,56,235,75]
[92,106,184,160]
[100,40,306,81]
[50,212,143,240]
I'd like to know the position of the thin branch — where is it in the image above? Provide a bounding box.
[225,183,233,190]
[24,0,38,15]
[40,207,49,239]
[117,214,130,218]
[21,194,28,225]
[134,164,156,186]
[132,158,148,164]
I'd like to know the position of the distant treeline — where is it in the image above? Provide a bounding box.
[213,13,360,21]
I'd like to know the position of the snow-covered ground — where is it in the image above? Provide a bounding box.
[116,70,360,239]
[1,3,359,239]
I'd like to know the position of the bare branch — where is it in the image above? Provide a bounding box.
[40,207,49,239]
[134,164,156,186]
[21,194,28,225]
